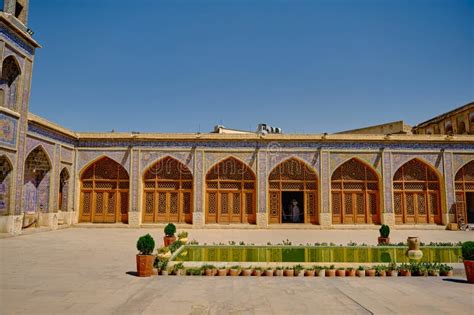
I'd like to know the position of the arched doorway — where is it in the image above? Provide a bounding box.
[455,161,474,224]
[206,157,256,224]
[58,168,69,211]
[268,158,318,224]
[0,56,21,110]
[393,159,441,224]
[0,156,13,214]
[79,157,129,223]
[331,158,380,224]
[143,157,193,224]
[23,147,51,214]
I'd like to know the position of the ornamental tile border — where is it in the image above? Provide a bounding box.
[0,23,35,56]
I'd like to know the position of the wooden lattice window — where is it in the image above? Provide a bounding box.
[331,158,380,224]
[142,157,193,224]
[80,157,129,223]
[455,160,474,224]
[268,158,318,224]
[393,159,441,224]
[205,157,256,224]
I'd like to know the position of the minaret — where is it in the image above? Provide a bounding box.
[0,0,41,234]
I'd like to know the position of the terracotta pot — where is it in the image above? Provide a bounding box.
[378,237,390,245]
[440,270,453,277]
[242,269,252,276]
[365,269,376,277]
[161,270,169,276]
[317,269,326,277]
[389,270,398,277]
[252,269,262,276]
[304,270,315,277]
[407,237,420,251]
[346,269,356,277]
[229,269,241,276]
[357,270,366,277]
[175,269,185,276]
[464,260,474,284]
[378,270,386,277]
[136,255,154,277]
[284,269,294,277]
[264,270,274,277]
[217,269,228,276]
[204,269,216,276]
[275,270,283,276]
[163,235,177,247]
[325,269,336,277]
[399,270,411,277]
[336,269,346,277]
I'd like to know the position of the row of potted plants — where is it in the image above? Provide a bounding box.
[154,262,455,277]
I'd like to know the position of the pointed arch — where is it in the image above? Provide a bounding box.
[268,157,319,224]
[1,55,22,110]
[23,146,52,214]
[0,155,13,214]
[205,156,256,224]
[142,156,193,224]
[331,158,380,224]
[454,160,474,224]
[79,154,127,178]
[79,156,129,223]
[58,168,70,211]
[393,158,441,224]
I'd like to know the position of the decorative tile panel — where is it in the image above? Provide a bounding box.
[77,150,131,174]
[0,113,18,148]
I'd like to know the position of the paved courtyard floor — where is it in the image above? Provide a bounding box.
[1,228,473,314]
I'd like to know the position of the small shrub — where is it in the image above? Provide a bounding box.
[169,240,183,253]
[379,225,390,238]
[462,241,474,261]
[136,234,155,255]
[177,231,188,239]
[164,223,176,236]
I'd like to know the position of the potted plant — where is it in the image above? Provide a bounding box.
[387,262,398,277]
[378,224,390,245]
[462,241,474,283]
[172,262,185,276]
[177,231,188,244]
[164,223,177,246]
[187,267,203,276]
[428,267,439,277]
[284,266,294,277]
[399,263,411,277]
[325,265,336,277]
[346,267,356,277]
[275,266,284,277]
[136,234,155,277]
[375,265,386,277]
[316,266,326,277]
[294,264,304,277]
[304,267,315,277]
[264,267,274,277]
[242,266,253,276]
[336,267,346,277]
[217,266,228,276]
[357,266,366,277]
[229,265,241,276]
[365,266,376,277]
[253,267,263,276]
[440,264,453,277]
[155,259,169,276]
[203,264,216,276]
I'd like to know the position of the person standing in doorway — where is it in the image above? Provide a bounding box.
[289,199,300,223]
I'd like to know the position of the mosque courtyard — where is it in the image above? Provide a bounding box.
[0,228,473,314]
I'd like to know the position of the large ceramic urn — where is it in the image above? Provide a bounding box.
[406,237,423,261]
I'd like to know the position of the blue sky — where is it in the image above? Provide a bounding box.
[28,0,473,133]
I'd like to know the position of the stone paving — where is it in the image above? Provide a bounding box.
[0,228,473,314]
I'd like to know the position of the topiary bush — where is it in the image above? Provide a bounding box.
[164,223,176,236]
[137,234,155,255]
[462,241,474,261]
[379,224,390,238]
